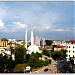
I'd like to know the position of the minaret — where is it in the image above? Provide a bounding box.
[31,29,34,46]
[25,29,27,49]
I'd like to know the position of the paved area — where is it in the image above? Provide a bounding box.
[31,56,58,74]
[30,55,70,74]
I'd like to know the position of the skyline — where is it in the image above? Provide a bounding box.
[0,2,74,40]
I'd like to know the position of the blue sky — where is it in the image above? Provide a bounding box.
[0,2,74,40]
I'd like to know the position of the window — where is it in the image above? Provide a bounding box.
[69,55,70,57]
[73,55,74,57]
[73,51,74,53]
[69,51,70,53]
[73,46,74,48]
[69,46,70,48]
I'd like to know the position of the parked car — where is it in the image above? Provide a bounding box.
[52,64,57,67]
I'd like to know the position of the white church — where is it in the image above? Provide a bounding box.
[25,29,42,54]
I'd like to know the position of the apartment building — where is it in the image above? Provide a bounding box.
[66,40,75,61]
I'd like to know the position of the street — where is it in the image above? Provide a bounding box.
[30,55,71,74]
[31,56,58,74]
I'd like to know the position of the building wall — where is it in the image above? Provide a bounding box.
[34,36,45,47]
[40,38,45,46]
[0,41,8,47]
[52,40,62,45]
[34,36,40,46]
[66,43,75,61]
[54,48,63,51]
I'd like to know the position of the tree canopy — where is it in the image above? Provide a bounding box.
[51,49,67,60]
[45,40,53,46]
[42,50,50,57]
[1,38,8,41]
[28,53,44,68]
[15,45,27,64]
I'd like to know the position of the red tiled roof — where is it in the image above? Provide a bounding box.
[67,40,75,43]
[55,45,65,48]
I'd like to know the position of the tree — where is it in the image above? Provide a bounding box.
[42,50,50,57]
[28,53,44,68]
[15,45,27,64]
[45,40,52,46]
[44,60,50,66]
[13,63,27,73]
[1,38,8,41]
[0,54,3,72]
[51,49,67,60]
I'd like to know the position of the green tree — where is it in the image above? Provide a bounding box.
[45,40,52,46]
[51,49,67,60]
[44,60,50,66]
[15,45,27,64]
[0,54,3,72]
[28,53,43,68]
[42,50,50,57]
[1,38,8,41]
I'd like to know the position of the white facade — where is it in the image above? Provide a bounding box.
[12,54,15,61]
[66,40,75,61]
[52,40,62,45]
[27,45,42,54]
[27,30,42,54]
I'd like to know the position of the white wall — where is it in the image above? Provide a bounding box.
[66,44,75,61]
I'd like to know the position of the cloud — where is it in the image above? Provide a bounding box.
[0,2,74,36]
[0,19,4,27]
[0,19,7,32]
[0,4,9,20]
[12,22,27,32]
[54,28,70,32]
[33,24,52,31]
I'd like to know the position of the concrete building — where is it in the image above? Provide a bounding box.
[52,40,62,46]
[66,40,75,61]
[34,36,41,46]
[40,37,45,47]
[34,36,45,47]
[8,39,16,43]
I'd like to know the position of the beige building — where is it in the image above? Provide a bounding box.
[0,41,8,47]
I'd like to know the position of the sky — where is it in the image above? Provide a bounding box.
[0,2,74,40]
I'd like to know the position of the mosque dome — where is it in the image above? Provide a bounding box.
[27,45,42,54]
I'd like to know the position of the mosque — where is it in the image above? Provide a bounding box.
[25,29,42,54]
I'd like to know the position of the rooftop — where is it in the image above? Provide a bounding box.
[67,40,75,43]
